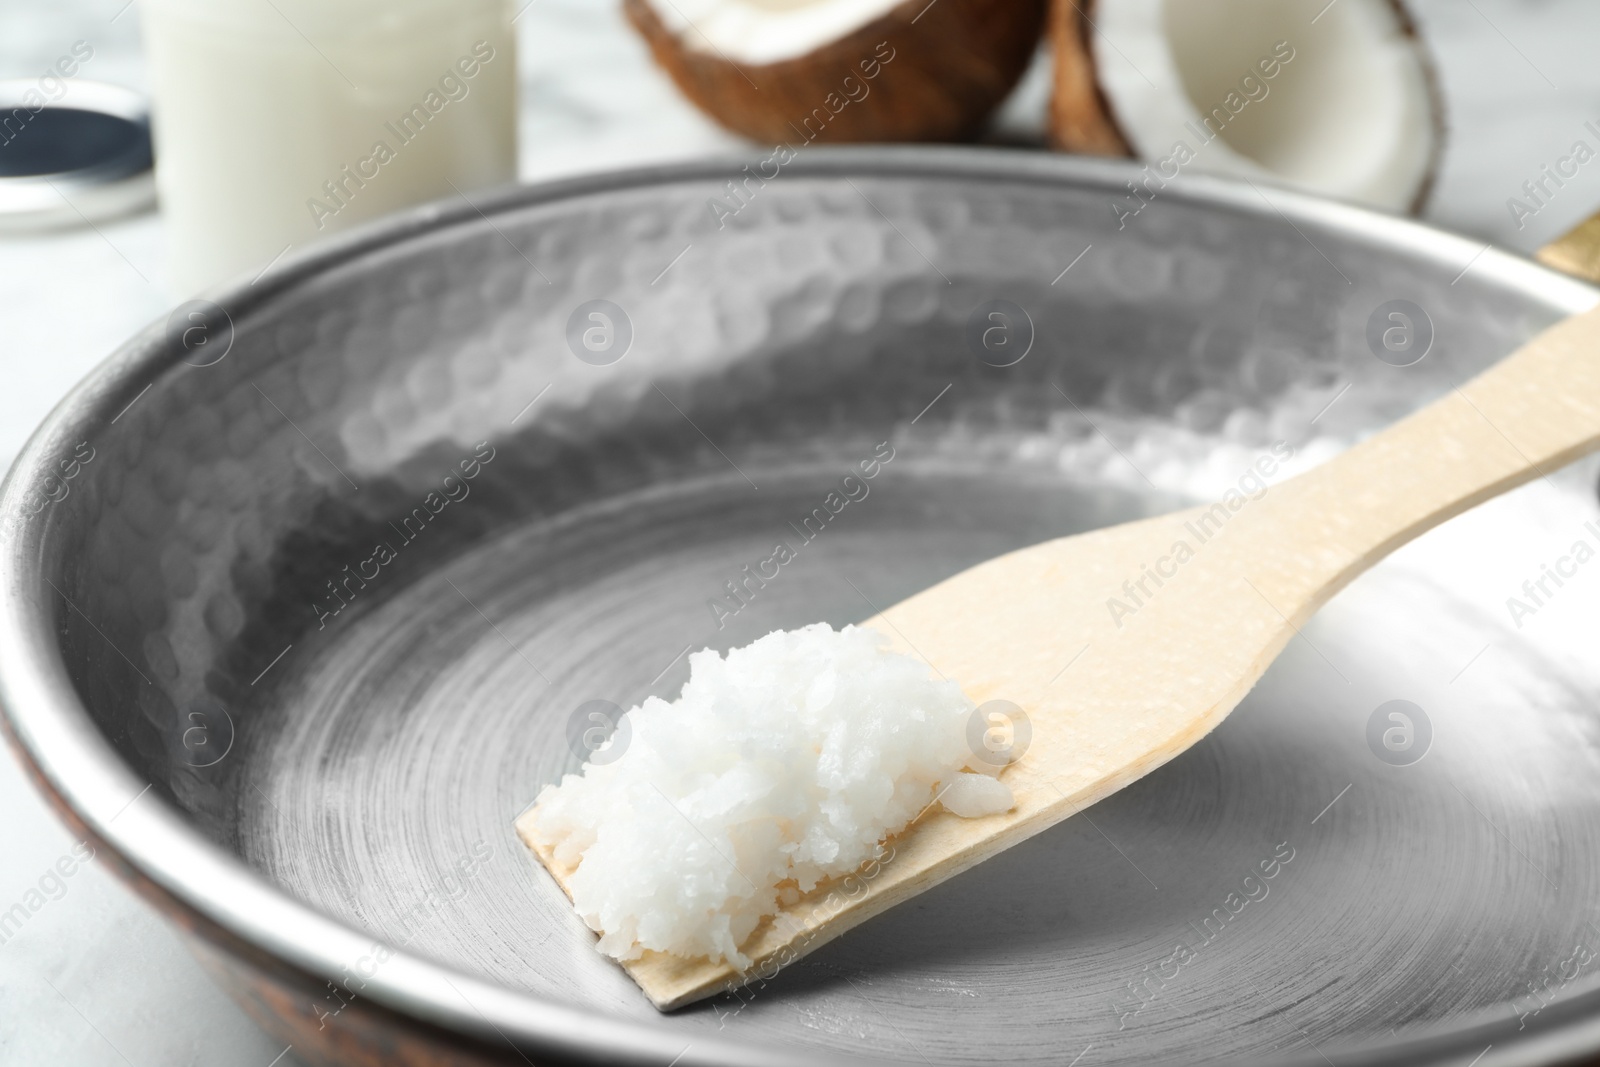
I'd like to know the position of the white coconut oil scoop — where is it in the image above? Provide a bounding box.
[519,302,1600,1009]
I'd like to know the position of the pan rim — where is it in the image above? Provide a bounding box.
[2,145,1597,1067]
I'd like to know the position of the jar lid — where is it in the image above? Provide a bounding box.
[0,80,155,232]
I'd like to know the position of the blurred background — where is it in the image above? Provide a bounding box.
[2,0,1600,1062]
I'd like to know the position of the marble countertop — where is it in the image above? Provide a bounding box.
[2,1,1599,1063]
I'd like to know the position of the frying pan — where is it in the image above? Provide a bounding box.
[5,148,1600,1067]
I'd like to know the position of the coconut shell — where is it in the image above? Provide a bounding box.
[1047,0,1444,213]
[1387,0,1447,215]
[1047,0,1131,156]
[625,0,1048,144]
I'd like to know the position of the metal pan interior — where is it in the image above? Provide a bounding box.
[8,149,1600,1066]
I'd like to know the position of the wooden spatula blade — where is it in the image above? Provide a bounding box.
[518,505,1286,1009]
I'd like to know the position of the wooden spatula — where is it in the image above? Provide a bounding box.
[517,302,1600,1010]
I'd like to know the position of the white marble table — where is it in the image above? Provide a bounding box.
[2,1,1599,1063]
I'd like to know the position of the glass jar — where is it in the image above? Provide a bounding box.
[141,0,518,294]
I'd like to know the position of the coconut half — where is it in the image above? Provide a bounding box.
[625,0,1048,144]
[1050,0,1443,212]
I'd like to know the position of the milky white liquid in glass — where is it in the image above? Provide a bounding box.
[142,0,517,294]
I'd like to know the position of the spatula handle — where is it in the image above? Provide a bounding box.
[1262,301,1600,605]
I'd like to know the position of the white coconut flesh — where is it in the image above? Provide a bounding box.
[1091,0,1437,211]
[646,0,908,65]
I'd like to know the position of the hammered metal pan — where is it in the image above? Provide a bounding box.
[5,148,1600,1067]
